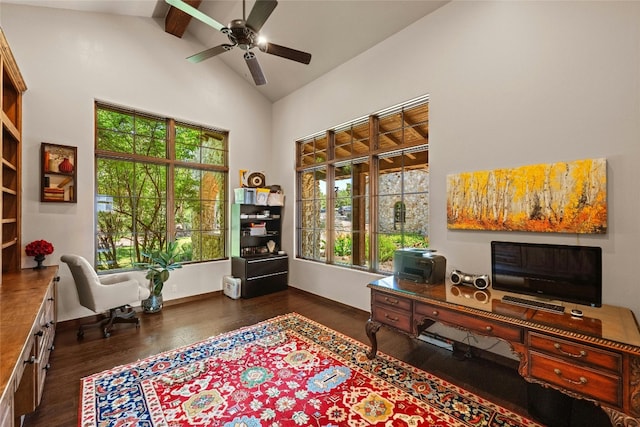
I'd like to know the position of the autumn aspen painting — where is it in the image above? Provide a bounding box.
[447,158,607,233]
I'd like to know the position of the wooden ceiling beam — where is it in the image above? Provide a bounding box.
[402,116,428,140]
[378,126,417,160]
[165,0,202,38]
[378,153,428,173]
[339,129,370,152]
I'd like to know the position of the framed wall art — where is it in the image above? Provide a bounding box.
[446,158,607,234]
[41,142,77,203]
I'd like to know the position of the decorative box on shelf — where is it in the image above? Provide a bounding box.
[234,188,256,204]
[249,222,266,236]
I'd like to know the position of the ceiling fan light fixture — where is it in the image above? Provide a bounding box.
[171,0,312,86]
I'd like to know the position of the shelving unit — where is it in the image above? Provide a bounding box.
[231,204,283,257]
[40,143,76,203]
[1,29,26,274]
[231,204,288,298]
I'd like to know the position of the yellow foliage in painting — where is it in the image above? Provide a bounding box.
[446,158,607,234]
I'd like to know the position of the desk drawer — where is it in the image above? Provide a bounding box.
[415,302,523,343]
[14,334,35,392]
[36,312,55,359]
[373,305,412,333]
[37,339,53,407]
[373,292,412,312]
[529,350,621,407]
[246,256,288,277]
[528,332,621,373]
[241,271,287,298]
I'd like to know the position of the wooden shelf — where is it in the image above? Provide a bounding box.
[1,112,19,140]
[0,28,24,274]
[44,171,73,177]
[1,158,16,171]
[2,239,16,249]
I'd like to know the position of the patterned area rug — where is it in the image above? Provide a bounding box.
[79,313,540,426]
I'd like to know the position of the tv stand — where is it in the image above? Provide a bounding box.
[366,276,640,427]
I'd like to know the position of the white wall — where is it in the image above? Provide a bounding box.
[3,1,640,328]
[273,1,640,321]
[2,4,273,321]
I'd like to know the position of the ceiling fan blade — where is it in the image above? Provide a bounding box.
[261,42,312,64]
[165,0,225,32]
[244,51,267,86]
[187,44,234,63]
[246,0,277,33]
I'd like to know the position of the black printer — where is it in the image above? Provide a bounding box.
[393,248,446,285]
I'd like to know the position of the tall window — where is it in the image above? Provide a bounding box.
[296,96,429,273]
[95,102,228,270]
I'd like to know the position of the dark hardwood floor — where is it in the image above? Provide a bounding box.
[24,288,611,427]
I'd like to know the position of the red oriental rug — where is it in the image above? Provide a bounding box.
[79,313,540,427]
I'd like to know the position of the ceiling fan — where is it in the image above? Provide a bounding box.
[166,0,312,86]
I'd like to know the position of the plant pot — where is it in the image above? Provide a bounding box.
[142,293,163,313]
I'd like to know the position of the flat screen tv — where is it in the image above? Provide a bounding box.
[491,241,602,307]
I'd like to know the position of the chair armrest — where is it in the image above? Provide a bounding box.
[100,272,143,285]
[93,278,150,312]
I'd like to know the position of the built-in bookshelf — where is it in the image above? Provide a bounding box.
[0,29,26,274]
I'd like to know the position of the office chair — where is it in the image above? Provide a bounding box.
[61,254,150,338]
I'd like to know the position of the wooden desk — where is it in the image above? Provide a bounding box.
[366,276,640,427]
[0,267,58,427]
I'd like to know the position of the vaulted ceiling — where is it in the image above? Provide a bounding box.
[4,0,448,101]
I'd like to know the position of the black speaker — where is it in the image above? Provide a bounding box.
[449,269,490,290]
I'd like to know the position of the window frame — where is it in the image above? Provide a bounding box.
[94,101,229,271]
[295,95,429,273]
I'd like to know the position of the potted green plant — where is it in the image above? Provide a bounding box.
[137,241,183,313]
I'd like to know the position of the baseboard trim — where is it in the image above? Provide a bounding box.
[56,290,223,332]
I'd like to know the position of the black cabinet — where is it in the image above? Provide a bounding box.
[231,204,288,298]
[232,255,288,298]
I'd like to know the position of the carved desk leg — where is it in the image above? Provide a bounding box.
[366,319,381,359]
[631,355,640,420]
[602,407,640,427]
[601,354,640,426]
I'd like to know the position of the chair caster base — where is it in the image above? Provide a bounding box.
[76,305,141,339]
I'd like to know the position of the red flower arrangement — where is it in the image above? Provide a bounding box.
[25,240,54,257]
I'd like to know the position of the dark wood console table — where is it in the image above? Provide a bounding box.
[366,276,640,427]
